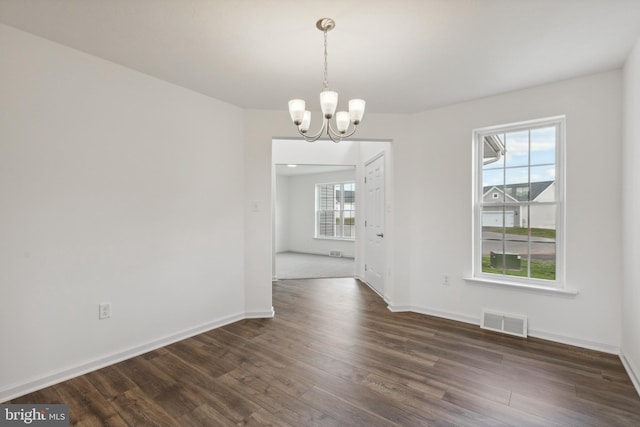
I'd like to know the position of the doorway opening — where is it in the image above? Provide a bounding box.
[271,138,392,300]
[274,164,356,279]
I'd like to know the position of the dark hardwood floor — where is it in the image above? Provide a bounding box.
[9,278,640,426]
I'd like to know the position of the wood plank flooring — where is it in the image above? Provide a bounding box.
[9,278,640,426]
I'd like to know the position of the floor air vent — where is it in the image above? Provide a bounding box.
[481,310,528,338]
[329,250,342,257]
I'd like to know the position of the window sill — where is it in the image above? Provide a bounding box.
[464,277,578,296]
[314,237,355,242]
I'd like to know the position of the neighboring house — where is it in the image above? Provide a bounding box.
[482,181,555,228]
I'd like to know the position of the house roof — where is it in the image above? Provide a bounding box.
[483,181,554,202]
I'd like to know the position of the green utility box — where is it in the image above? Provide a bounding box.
[490,251,522,270]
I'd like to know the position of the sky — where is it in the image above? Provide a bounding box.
[483,126,556,187]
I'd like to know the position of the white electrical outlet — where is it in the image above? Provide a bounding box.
[442,275,450,286]
[99,303,111,320]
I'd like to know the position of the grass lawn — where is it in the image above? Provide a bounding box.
[482,257,556,281]
[336,218,356,225]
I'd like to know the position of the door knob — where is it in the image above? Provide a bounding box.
[376,233,384,238]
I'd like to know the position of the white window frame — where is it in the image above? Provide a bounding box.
[471,116,566,290]
[315,181,356,240]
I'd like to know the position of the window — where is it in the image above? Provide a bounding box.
[316,182,355,239]
[473,117,564,286]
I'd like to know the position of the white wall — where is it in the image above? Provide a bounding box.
[272,138,360,165]
[277,169,356,258]
[622,37,640,391]
[405,71,623,352]
[0,24,246,401]
[275,174,290,253]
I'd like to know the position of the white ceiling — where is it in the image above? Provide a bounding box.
[1,0,639,114]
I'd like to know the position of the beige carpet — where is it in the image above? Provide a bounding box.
[275,251,355,279]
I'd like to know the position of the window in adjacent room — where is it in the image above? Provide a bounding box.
[473,116,564,286]
[316,182,355,239]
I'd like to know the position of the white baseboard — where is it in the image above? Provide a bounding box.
[360,280,384,299]
[387,304,412,312]
[0,310,267,403]
[245,306,275,319]
[387,304,620,355]
[620,351,640,397]
[527,328,619,354]
[410,305,480,326]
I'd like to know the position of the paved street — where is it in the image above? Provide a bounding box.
[482,231,555,261]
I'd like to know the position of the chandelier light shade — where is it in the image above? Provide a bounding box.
[288,18,366,143]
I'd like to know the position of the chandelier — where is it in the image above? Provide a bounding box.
[288,18,366,143]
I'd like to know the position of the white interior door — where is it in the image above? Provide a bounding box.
[365,154,385,295]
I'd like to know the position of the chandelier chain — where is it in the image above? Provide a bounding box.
[323,28,329,91]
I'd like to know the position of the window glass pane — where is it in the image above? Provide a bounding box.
[343,182,355,199]
[481,205,505,274]
[482,169,504,202]
[318,184,333,210]
[482,167,504,186]
[505,130,529,167]
[343,210,355,238]
[530,126,556,166]
[486,246,506,274]
[488,245,523,275]
[514,205,528,231]
[503,219,528,242]
[482,241,502,274]
[503,240,525,277]
[483,184,505,203]
[505,167,529,201]
[318,211,337,237]
[483,242,526,277]
[530,241,556,280]
[530,166,555,202]
[481,206,511,230]
[484,240,526,278]
[529,206,556,242]
[483,135,505,169]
